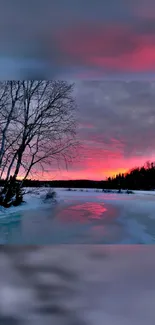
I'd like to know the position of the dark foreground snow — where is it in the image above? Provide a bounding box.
[0,246,155,325]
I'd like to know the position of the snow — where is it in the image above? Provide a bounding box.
[0,188,59,218]
[0,187,155,244]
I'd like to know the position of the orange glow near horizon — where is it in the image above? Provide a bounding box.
[21,158,152,181]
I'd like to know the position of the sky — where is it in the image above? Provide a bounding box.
[29,80,155,181]
[1,0,155,79]
[1,1,155,180]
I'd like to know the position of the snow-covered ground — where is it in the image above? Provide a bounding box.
[0,188,155,244]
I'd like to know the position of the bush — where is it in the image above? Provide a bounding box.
[0,179,24,208]
[43,189,57,203]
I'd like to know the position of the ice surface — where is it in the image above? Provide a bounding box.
[0,188,155,244]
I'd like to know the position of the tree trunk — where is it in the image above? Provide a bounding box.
[11,151,23,181]
[5,152,18,182]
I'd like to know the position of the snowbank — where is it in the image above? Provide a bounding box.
[0,188,59,219]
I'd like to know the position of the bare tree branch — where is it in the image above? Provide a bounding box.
[0,81,78,184]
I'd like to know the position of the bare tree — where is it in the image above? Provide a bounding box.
[3,80,78,182]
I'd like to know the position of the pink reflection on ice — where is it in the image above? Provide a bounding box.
[56,202,107,224]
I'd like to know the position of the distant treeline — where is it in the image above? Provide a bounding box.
[0,179,107,189]
[0,161,154,190]
[107,161,155,191]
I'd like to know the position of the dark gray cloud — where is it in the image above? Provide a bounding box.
[135,19,155,34]
[75,81,155,159]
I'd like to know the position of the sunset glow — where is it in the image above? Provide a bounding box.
[20,78,155,181]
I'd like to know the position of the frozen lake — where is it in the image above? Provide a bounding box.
[0,189,155,244]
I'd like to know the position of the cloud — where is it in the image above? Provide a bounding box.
[54,22,155,75]
[75,81,155,154]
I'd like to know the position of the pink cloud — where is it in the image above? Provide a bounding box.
[54,22,155,73]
